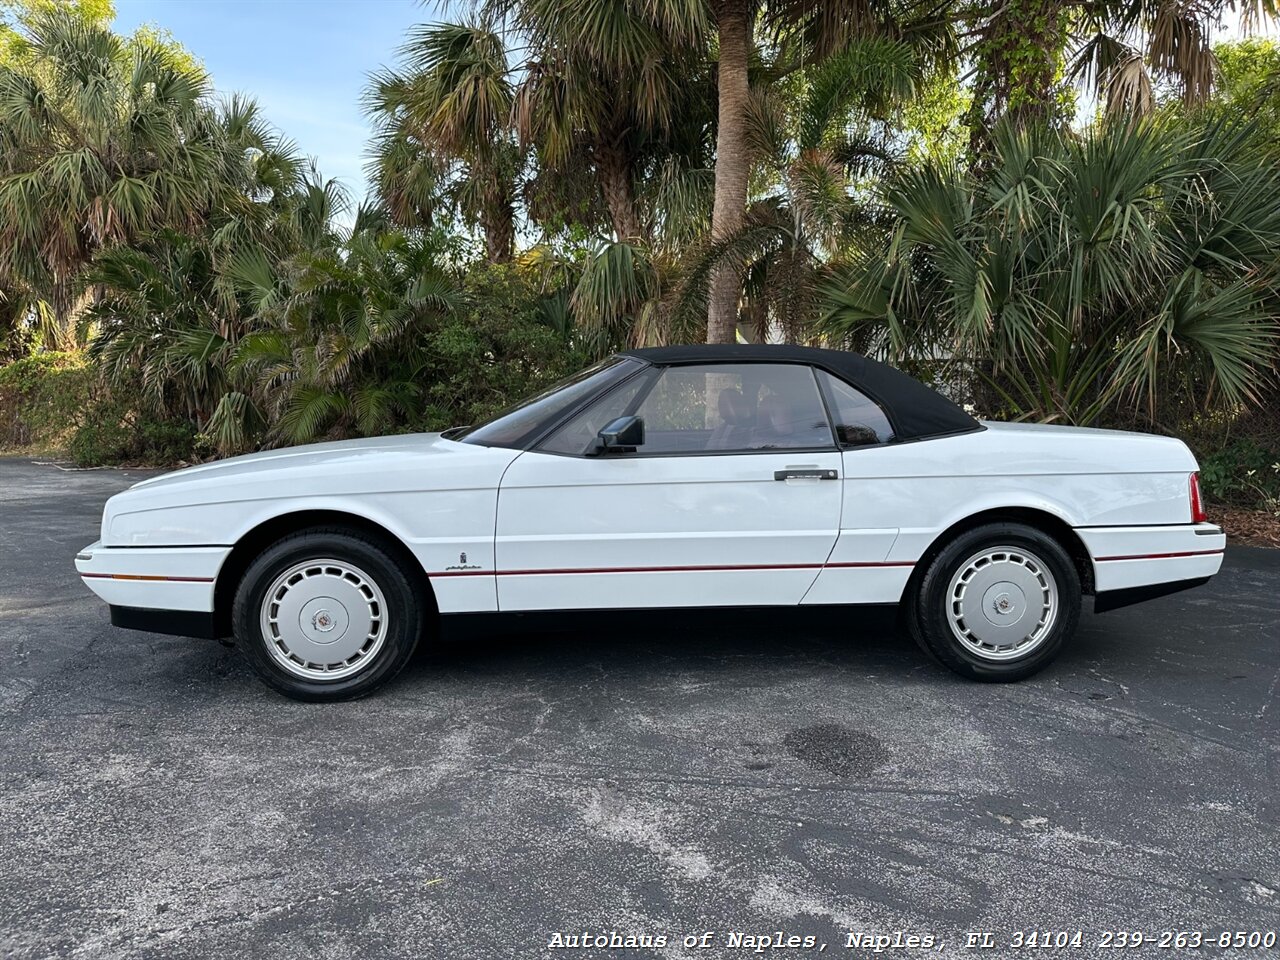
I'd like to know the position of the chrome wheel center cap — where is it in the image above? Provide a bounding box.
[980,581,1026,624]
[296,595,350,645]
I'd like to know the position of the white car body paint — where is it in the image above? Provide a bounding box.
[75,406,1225,623]
[79,434,521,614]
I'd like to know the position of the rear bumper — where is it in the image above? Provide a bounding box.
[1092,576,1211,613]
[76,540,228,613]
[1076,523,1225,601]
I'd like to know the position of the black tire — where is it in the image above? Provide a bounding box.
[904,522,1080,682]
[232,527,428,701]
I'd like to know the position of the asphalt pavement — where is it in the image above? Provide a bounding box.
[0,457,1276,959]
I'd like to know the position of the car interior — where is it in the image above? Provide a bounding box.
[537,362,892,457]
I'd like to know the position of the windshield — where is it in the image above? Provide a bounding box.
[459,356,643,449]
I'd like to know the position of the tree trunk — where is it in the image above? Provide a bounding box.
[968,0,1067,152]
[48,273,78,350]
[479,187,515,264]
[707,0,752,344]
[482,204,515,263]
[470,155,515,263]
[595,138,644,243]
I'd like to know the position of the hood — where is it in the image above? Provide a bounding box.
[130,433,452,492]
[107,430,521,515]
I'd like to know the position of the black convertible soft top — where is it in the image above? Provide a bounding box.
[619,344,979,443]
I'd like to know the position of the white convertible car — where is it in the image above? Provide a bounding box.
[77,345,1225,700]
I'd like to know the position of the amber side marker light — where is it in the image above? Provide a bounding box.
[1189,472,1207,523]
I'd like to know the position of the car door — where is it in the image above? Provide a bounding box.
[800,369,909,604]
[493,362,844,611]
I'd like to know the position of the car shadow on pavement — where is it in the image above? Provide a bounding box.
[413,605,938,680]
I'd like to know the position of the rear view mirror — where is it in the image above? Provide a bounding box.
[597,415,644,452]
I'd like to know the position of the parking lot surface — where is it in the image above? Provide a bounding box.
[0,457,1277,958]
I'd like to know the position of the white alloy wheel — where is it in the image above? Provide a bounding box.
[259,558,389,680]
[944,545,1059,661]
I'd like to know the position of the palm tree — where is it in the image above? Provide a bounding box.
[706,0,754,343]
[822,117,1280,425]
[0,280,39,359]
[214,93,310,250]
[474,0,712,247]
[85,232,241,428]
[673,36,919,342]
[366,21,520,261]
[367,7,705,257]
[379,1,926,345]
[966,0,1280,138]
[0,9,240,345]
[227,215,464,447]
[470,0,924,343]
[702,0,943,341]
[83,154,346,454]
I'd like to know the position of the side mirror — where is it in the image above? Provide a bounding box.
[597,415,644,453]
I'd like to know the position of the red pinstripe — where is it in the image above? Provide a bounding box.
[1094,549,1224,562]
[80,573,215,582]
[431,560,915,578]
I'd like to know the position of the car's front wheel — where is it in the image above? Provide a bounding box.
[232,528,427,701]
[905,523,1080,681]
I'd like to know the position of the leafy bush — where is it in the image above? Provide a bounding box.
[823,118,1280,427]
[220,246,588,450]
[413,262,588,429]
[0,351,92,449]
[1198,439,1280,508]
[67,405,200,466]
[0,351,201,464]
[0,315,35,362]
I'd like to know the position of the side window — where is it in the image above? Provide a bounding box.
[818,371,895,446]
[637,363,834,454]
[538,373,651,456]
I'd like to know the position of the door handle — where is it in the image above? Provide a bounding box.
[774,468,839,481]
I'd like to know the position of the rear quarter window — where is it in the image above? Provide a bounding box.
[818,370,895,446]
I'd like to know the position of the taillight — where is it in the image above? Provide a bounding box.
[1189,472,1207,523]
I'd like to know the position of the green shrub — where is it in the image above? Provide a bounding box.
[0,322,35,363]
[414,263,588,430]
[66,406,135,465]
[0,351,201,465]
[1198,439,1280,508]
[67,399,201,466]
[0,351,93,449]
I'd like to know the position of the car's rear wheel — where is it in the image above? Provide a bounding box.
[232,528,426,701]
[905,523,1080,681]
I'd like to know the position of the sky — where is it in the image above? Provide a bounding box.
[112,0,462,208]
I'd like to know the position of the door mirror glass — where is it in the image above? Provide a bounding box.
[597,415,644,451]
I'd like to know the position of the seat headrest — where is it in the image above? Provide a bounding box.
[758,394,792,433]
[717,388,752,425]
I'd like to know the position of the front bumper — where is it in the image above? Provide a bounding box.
[1075,522,1225,601]
[109,605,219,638]
[75,541,230,613]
